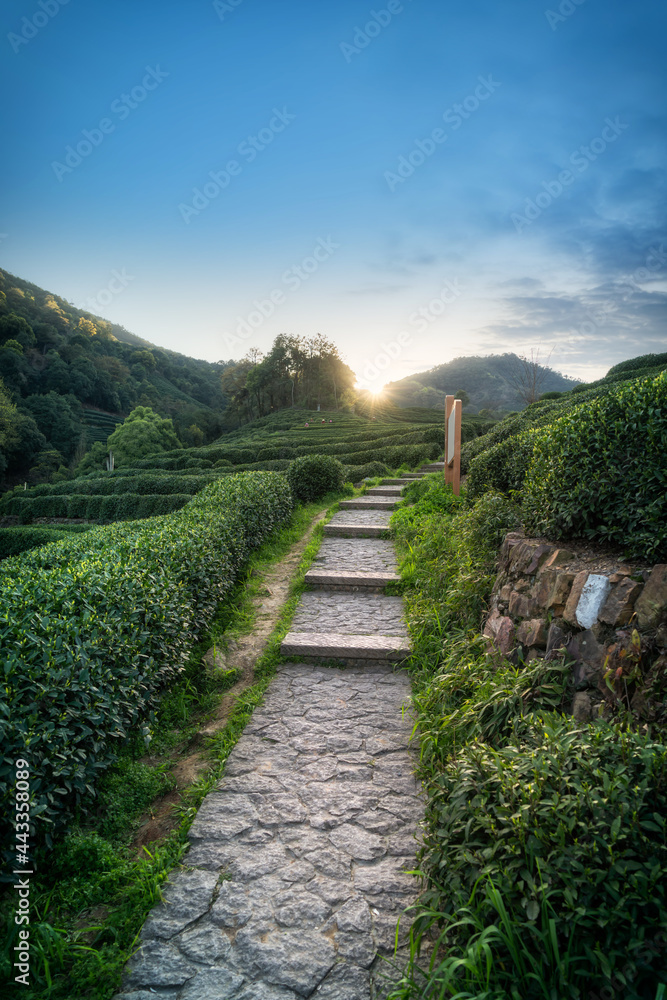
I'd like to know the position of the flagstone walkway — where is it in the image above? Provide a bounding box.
[115,468,439,1000]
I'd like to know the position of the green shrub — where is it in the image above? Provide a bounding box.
[286,454,345,502]
[0,472,293,858]
[346,461,390,481]
[523,372,667,560]
[466,428,540,498]
[0,526,67,559]
[413,717,667,997]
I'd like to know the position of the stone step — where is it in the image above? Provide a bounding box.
[323,524,389,538]
[366,486,404,496]
[401,473,424,479]
[304,569,400,588]
[380,478,412,485]
[419,463,445,472]
[281,631,411,661]
[339,499,400,510]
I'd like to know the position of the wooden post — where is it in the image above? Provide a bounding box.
[445,395,462,495]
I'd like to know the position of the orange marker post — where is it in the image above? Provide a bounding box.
[444,394,462,495]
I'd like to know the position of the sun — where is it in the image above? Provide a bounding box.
[369,384,386,396]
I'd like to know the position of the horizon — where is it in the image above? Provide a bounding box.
[1,0,665,388]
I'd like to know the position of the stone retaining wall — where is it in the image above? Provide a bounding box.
[484,532,667,724]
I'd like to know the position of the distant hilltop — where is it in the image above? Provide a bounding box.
[381,353,581,415]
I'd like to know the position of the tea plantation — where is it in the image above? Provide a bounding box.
[0,406,491,545]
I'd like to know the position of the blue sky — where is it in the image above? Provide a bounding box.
[1,0,665,386]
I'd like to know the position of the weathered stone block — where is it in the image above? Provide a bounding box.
[546,571,576,614]
[634,564,667,628]
[545,623,568,660]
[541,548,575,571]
[484,611,516,655]
[571,691,593,723]
[516,619,548,648]
[574,574,612,629]
[599,577,644,626]
[563,571,590,625]
[509,590,536,619]
[499,532,524,570]
[566,629,604,689]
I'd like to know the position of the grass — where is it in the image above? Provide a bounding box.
[0,487,347,1000]
[386,476,667,1000]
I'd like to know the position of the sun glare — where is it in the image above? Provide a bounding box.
[369,384,386,396]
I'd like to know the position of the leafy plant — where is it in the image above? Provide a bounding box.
[286,453,345,502]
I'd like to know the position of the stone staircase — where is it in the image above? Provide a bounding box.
[281,472,433,665]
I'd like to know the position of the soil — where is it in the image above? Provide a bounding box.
[129,511,327,856]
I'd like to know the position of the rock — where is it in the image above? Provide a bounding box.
[656,625,667,650]
[546,571,576,614]
[141,870,219,941]
[563,572,590,625]
[316,962,371,1000]
[510,539,553,575]
[566,630,605,689]
[484,612,516,656]
[509,591,536,619]
[202,646,228,676]
[572,691,593,723]
[541,548,575,570]
[499,532,524,569]
[599,577,644,626]
[516,619,548,648]
[178,967,246,999]
[234,926,335,996]
[634,564,667,628]
[176,922,231,963]
[124,941,197,988]
[609,567,633,583]
[545,622,568,659]
[524,543,557,574]
[564,573,611,629]
[336,896,372,934]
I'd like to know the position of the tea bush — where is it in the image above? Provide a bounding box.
[465,428,540,498]
[0,526,68,558]
[0,472,293,858]
[523,371,667,560]
[286,454,345,502]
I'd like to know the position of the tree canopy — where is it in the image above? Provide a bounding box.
[106,407,182,466]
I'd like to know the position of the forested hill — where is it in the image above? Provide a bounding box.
[0,268,233,468]
[382,353,581,414]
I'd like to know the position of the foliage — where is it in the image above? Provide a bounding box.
[287,453,346,502]
[0,472,293,860]
[346,460,391,481]
[106,406,182,467]
[0,526,68,558]
[388,480,667,999]
[523,371,667,560]
[466,428,541,498]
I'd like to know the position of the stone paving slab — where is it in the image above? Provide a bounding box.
[290,591,407,637]
[328,511,392,527]
[118,665,423,1000]
[324,525,389,539]
[366,487,405,496]
[304,570,400,589]
[312,538,397,574]
[281,632,411,661]
[339,499,401,511]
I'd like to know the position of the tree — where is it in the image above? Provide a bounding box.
[454,388,470,408]
[0,377,46,481]
[21,392,83,461]
[106,406,181,466]
[505,348,554,405]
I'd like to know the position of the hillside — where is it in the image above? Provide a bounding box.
[0,269,231,485]
[382,353,581,413]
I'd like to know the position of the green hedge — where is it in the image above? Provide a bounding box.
[346,461,390,481]
[0,472,293,857]
[466,429,541,499]
[0,526,68,559]
[10,493,194,522]
[523,372,667,560]
[0,474,216,510]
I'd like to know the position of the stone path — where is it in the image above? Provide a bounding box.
[116,469,436,1000]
